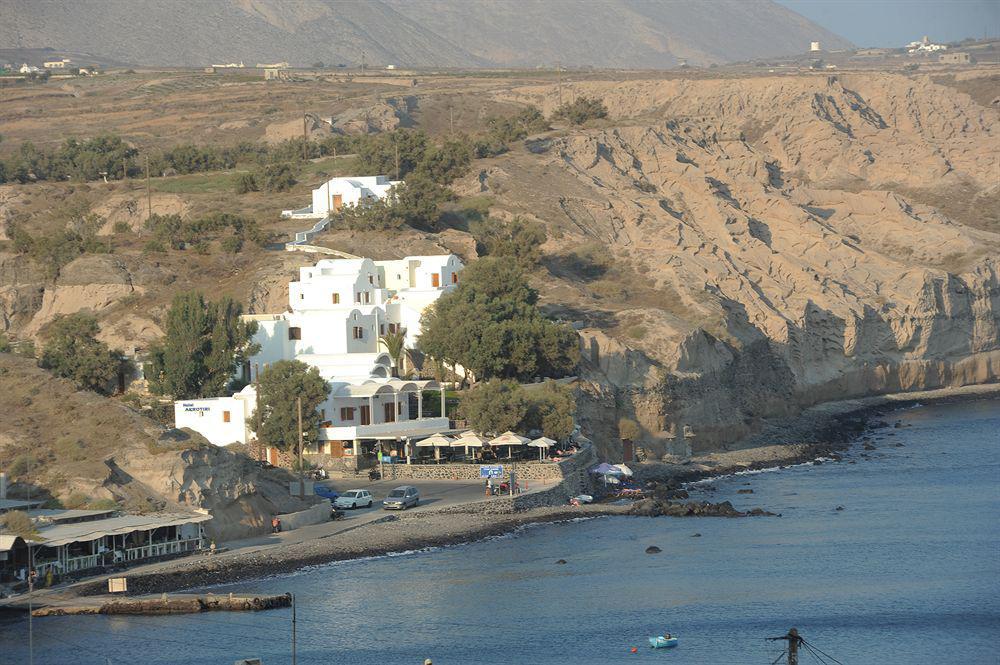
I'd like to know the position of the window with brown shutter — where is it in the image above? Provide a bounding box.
[432,273,440,287]
[452,272,458,284]
[223,411,231,423]
[340,407,355,421]
[288,327,301,340]
[353,326,364,340]
[332,293,340,304]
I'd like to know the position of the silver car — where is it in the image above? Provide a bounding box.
[382,485,419,510]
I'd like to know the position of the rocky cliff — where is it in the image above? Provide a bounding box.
[463,73,999,459]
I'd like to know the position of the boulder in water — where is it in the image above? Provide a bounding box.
[556,559,567,565]
[645,546,662,554]
[737,489,754,494]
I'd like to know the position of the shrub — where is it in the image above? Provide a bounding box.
[553,96,608,125]
[259,163,297,192]
[234,172,259,194]
[113,220,132,234]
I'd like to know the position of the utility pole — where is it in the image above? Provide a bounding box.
[254,363,262,462]
[302,108,309,161]
[291,592,297,665]
[557,63,563,107]
[297,396,304,498]
[767,627,802,665]
[144,154,151,220]
[361,50,366,75]
[394,140,400,181]
[449,105,454,135]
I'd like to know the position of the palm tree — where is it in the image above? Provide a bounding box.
[379,328,409,378]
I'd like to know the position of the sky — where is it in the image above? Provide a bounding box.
[776,0,1000,47]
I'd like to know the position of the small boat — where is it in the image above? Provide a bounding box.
[649,636,678,649]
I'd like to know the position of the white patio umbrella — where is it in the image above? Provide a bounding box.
[451,432,489,460]
[416,433,453,461]
[529,436,557,461]
[614,464,634,477]
[489,431,530,459]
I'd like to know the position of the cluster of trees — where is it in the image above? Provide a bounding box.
[458,379,575,441]
[418,258,578,383]
[146,292,258,399]
[6,209,108,279]
[143,212,264,254]
[553,96,609,125]
[0,135,137,184]
[37,312,128,395]
[472,106,550,158]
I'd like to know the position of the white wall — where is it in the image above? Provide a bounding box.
[174,397,249,446]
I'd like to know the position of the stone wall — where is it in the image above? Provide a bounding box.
[435,443,599,515]
[276,499,331,531]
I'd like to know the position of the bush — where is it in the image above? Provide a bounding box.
[553,96,608,125]
[39,312,125,394]
[472,216,546,267]
[234,172,259,194]
[113,220,132,234]
[259,163,297,192]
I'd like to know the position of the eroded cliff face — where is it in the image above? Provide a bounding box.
[473,73,1000,458]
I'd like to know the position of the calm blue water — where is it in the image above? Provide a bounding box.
[2,398,998,665]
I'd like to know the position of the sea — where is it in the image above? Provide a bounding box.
[1,398,998,665]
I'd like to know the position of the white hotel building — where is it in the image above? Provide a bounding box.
[174,254,464,467]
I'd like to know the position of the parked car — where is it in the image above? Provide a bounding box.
[314,485,340,500]
[334,489,374,509]
[382,486,419,510]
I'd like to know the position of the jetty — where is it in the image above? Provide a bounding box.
[10,592,291,617]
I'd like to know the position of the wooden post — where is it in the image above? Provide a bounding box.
[297,396,304,498]
[394,140,399,180]
[302,110,308,161]
[254,363,262,462]
[291,592,297,665]
[788,628,799,665]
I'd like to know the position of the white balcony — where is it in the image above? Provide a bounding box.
[320,416,450,441]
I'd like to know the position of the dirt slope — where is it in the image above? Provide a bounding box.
[0,354,313,540]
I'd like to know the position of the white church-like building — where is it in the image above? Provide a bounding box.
[281,175,402,220]
[174,254,464,468]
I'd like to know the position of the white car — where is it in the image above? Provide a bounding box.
[334,490,374,509]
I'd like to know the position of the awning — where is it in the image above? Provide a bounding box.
[0,535,25,553]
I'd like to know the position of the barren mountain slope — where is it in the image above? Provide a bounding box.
[0,354,313,539]
[0,0,850,68]
[465,73,999,457]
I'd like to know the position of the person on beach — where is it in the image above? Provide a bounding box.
[271,516,281,533]
[209,541,216,556]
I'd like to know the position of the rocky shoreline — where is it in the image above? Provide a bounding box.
[69,383,999,599]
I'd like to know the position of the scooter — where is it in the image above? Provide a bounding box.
[368,468,381,481]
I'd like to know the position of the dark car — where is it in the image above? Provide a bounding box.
[382,486,419,510]
[314,485,340,500]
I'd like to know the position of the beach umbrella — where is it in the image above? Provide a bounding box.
[416,433,453,462]
[529,436,556,461]
[452,432,489,461]
[489,431,530,459]
[614,464,634,477]
[590,462,621,476]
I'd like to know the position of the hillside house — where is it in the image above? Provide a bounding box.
[43,58,71,69]
[281,176,401,219]
[174,255,463,468]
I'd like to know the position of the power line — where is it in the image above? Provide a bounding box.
[802,639,845,665]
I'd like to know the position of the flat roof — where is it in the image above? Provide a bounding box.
[30,512,212,547]
[0,498,45,512]
[27,508,117,523]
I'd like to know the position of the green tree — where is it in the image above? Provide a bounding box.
[257,360,330,451]
[472,216,546,267]
[415,138,472,185]
[525,381,576,441]
[418,258,579,382]
[458,379,528,434]
[356,130,429,179]
[39,313,124,394]
[146,292,258,399]
[553,96,608,125]
[258,163,297,192]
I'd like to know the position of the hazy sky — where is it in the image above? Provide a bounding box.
[777,0,1000,47]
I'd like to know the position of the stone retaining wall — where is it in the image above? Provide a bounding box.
[435,444,599,515]
[376,460,566,481]
[276,500,331,531]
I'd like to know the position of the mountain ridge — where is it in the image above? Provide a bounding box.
[0,0,852,68]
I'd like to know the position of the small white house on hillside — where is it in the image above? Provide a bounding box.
[282,175,402,219]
